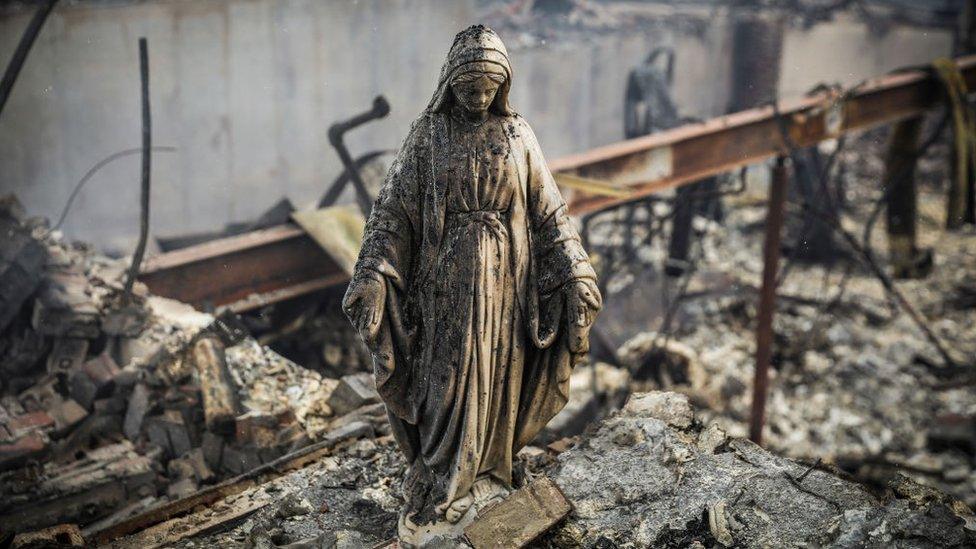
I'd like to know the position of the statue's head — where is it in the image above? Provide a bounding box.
[428,25,514,116]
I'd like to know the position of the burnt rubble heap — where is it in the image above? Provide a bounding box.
[592,124,976,509]
[121,392,976,548]
[0,199,388,541]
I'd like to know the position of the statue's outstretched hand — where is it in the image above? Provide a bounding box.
[342,271,386,346]
[564,278,601,354]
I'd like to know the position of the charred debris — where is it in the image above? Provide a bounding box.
[1,113,975,547]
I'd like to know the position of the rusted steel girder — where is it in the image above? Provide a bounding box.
[139,224,348,311]
[555,54,976,215]
[140,55,976,311]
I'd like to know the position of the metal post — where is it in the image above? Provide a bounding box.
[885,116,925,278]
[749,156,788,445]
[123,37,151,302]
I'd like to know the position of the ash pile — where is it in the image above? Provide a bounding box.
[0,197,386,541]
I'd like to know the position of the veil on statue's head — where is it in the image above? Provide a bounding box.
[427,25,514,116]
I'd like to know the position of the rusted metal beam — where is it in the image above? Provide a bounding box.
[749,156,789,446]
[557,55,976,215]
[140,56,976,310]
[139,224,348,311]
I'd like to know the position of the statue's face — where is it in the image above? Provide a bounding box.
[451,75,501,114]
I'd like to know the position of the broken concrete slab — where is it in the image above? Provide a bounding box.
[31,271,100,339]
[101,301,149,337]
[545,391,976,548]
[623,390,695,429]
[327,372,379,416]
[464,477,572,549]
[3,410,55,438]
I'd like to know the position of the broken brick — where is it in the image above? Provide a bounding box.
[145,414,192,459]
[4,411,55,439]
[123,383,151,440]
[463,477,572,549]
[0,432,48,471]
[327,372,380,416]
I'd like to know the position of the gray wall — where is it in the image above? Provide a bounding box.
[0,1,954,251]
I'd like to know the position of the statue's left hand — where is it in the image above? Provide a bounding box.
[564,278,601,354]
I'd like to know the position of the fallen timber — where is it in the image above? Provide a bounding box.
[139,54,976,311]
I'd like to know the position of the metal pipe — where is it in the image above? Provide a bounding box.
[0,0,57,120]
[123,37,151,303]
[749,156,789,445]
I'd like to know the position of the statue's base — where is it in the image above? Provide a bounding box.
[397,504,478,548]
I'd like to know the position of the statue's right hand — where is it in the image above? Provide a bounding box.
[342,272,386,345]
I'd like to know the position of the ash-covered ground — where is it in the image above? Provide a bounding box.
[2,117,975,548]
[598,120,976,507]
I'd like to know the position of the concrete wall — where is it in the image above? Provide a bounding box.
[779,14,954,98]
[0,0,474,250]
[0,2,956,251]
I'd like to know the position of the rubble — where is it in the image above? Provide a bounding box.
[587,123,976,508]
[544,391,976,548]
[0,200,374,540]
[106,391,976,549]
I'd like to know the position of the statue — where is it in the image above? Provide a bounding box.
[342,25,602,545]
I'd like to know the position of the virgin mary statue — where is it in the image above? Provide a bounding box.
[343,25,601,541]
